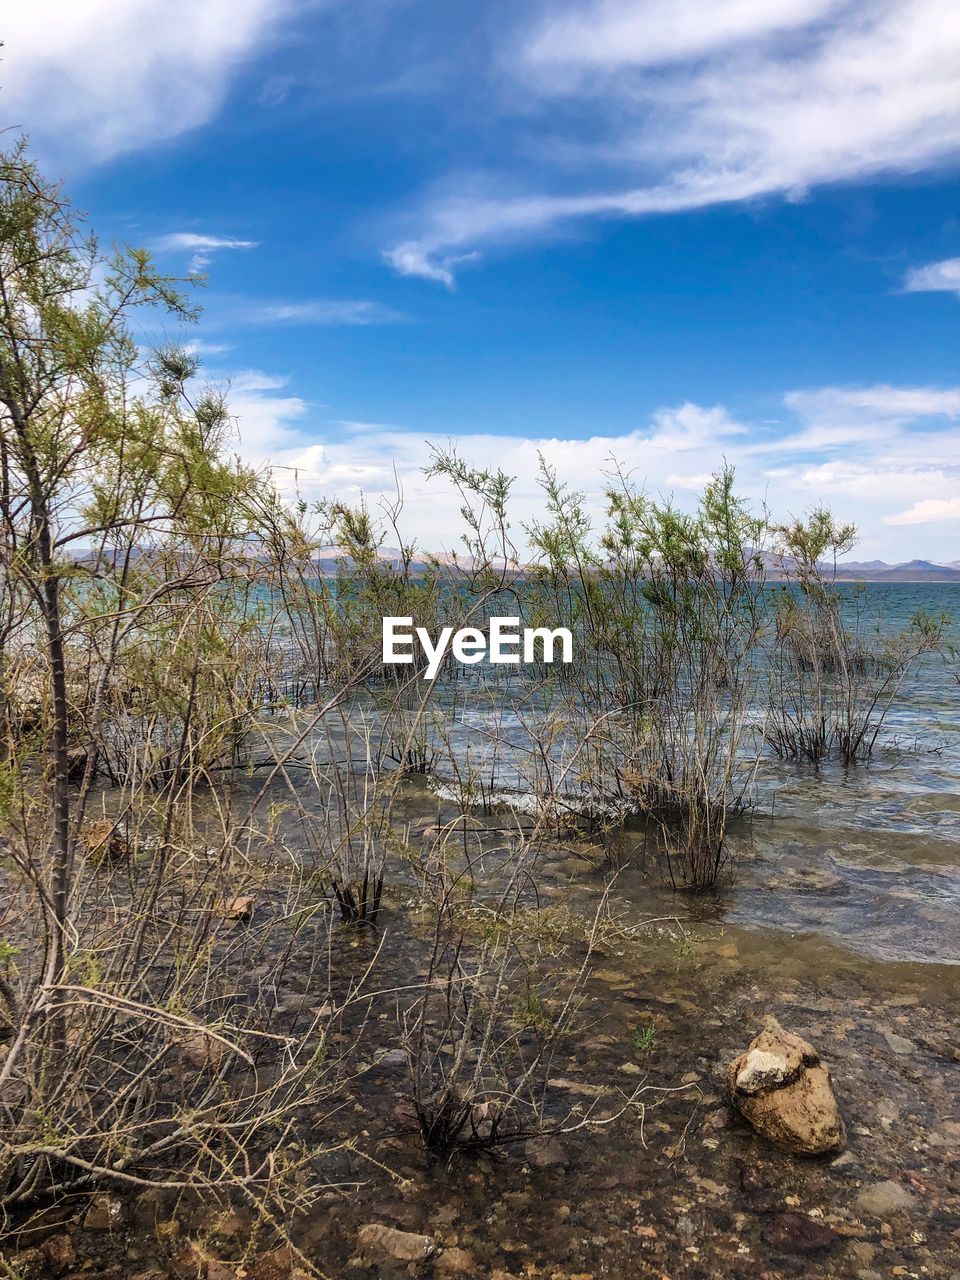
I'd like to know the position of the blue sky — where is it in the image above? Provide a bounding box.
[5,0,960,559]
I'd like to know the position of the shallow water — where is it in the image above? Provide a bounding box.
[390,584,960,967]
[15,585,960,1277]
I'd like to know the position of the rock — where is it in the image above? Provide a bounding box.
[246,1249,295,1280]
[66,748,89,783]
[178,1031,227,1071]
[761,1212,837,1254]
[149,1218,178,1248]
[207,1265,237,1280]
[222,895,255,924]
[854,1180,918,1217]
[191,1208,246,1241]
[83,1193,125,1231]
[40,1234,76,1274]
[524,1136,567,1168]
[882,1030,916,1056]
[84,819,128,863]
[727,1015,844,1155]
[436,1246,478,1275]
[831,1151,859,1174]
[735,1048,794,1095]
[170,1241,211,1278]
[848,1242,876,1267]
[357,1223,437,1264]
[376,1048,407,1069]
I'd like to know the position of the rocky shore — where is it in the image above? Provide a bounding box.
[6,902,959,1280]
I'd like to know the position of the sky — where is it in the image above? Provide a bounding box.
[3,0,960,561]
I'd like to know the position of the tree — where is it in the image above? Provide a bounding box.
[0,138,256,1043]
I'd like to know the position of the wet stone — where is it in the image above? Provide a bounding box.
[83,1194,125,1232]
[761,1212,838,1254]
[854,1180,918,1217]
[435,1246,479,1275]
[524,1136,567,1167]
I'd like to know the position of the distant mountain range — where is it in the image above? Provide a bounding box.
[83,544,960,582]
[309,545,960,582]
[760,554,960,582]
[827,559,960,583]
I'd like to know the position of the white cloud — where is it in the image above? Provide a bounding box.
[903,257,960,298]
[785,385,960,422]
[239,299,405,326]
[236,380,960,560]
[887,497,960,525]
[2,0,302,164]
[386,0,960,283]
[383,244,481,290]
[525,0,842,70]
[155,232,259,272]
[221,371,311,462]
[184,338,233,358]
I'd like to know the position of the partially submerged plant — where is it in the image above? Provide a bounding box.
[765,509,947,763]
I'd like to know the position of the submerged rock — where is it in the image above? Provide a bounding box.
[854,1179,917,1217]
[83,1193,125,1231]
[761,1211,838,1254]
[727,1015,844,1155]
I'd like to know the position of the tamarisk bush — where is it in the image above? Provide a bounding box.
[0,142,362,1230]
[765,509,947,763]
[527,463,767,888]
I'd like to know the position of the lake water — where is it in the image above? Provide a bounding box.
[406,584,960,967]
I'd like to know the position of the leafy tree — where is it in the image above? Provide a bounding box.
[0,139,257,1025]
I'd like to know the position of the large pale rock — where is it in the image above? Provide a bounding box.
[221,895,255,924]
[735,1048,794,1095]
[727,1015,844,1155]
[357,1224,436,1264]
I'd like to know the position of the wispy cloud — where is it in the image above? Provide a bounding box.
[183,338,233,358]
[2,0,310,166]
[903,257,960,298]
[525,0,841,70]
[386,0,960,284]
[240,299,406,326]
[784,385,960,428]
[383,244,480,290]
[154,232,259,272]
